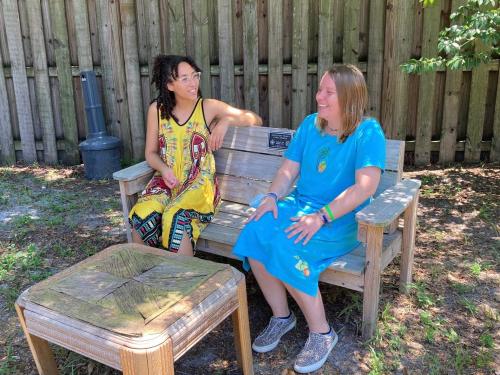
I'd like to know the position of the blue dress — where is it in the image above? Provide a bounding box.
[232,114,386,296]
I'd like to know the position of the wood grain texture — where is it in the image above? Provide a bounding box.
[465,42,489,162]
[26,0,58,163]
[317,0,334,86]
[217,0,235,104]
[192,0,211,96]
[267,0,283,128]
[0,45,15,164]
[439,0,465,164]
[168,0,186,55]
[362,225,384,338]
[15,304,59,375]
[2,0,37,162]
[356,179,421,226]
[343,0,360,64]
[120,0,146,161]
[367,0,385,118]
[400,193,418,293]
[232,280,254,375]
[415,2,441,165]
[50,0,80,164]
[291,0,308,129]
[72,0,93,71]
[491,62,500,162]
[242,0,259,114]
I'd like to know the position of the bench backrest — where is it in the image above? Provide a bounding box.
[215,126,404,205]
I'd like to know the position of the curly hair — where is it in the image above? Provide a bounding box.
[151,55,202,121]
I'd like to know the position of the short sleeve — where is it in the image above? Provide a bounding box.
[284,114,314,163]
[355,119,386,171]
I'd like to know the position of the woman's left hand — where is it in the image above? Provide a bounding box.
[285,213,324,245]
[208,121,229,151]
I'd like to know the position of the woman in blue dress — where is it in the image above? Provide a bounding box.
[232,65,386,373]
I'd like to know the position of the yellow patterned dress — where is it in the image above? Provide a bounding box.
[129,98,220,251]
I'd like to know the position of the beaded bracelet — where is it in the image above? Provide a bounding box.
[323,205,335,222]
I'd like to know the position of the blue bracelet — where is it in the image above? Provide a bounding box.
[249,192,278,208]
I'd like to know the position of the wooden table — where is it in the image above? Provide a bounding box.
[15,243,253,374]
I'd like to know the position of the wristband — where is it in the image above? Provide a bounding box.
[266,192,278,202]
[319,211,329,224]
[323,205,335,222]
[249,192,278,208]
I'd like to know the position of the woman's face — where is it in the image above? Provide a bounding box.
[166,62,200,101]
[316,72,342,125]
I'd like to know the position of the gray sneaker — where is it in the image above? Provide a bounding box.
[252,312,296,353]
[293,328,338,374]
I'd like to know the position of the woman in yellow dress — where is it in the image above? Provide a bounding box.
[129,55,262,255]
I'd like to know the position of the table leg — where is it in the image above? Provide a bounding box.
[15,304,59,375]
[120,338,174,375]
[231,280,254,375]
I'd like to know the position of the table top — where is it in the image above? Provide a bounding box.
[18,243,236,337]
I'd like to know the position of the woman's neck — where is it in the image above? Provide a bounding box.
[325,119,341,136]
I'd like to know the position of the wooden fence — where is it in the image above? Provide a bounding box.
[0,0,499,166]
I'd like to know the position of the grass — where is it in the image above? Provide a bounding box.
[0,164,498,375]
[0,344,18,374]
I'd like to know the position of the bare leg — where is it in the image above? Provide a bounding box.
[175,231,194,256]
[285,284,329,333]
[248,258,289,317]
[131,229,146,245]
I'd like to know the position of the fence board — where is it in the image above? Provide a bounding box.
[17,0,32,67]
[381,0,414,140]
[415,2,441,165]
[168,0,186,55]
[465,43,489,162]
[72,0,93,71]
[291,0,308,129]
[267,0,282,128]
[491,72,500,162]
[148,0,161,98]
[332,0,344,61]
[366,0,384,119]
[191,0,211,96]
[343,0,360,64]
[120,0,146,161]
[0,4,9,65]
[439,0,465,163]
[107,0,133,161]
[317,0,334,85]
[242,0,259,113]
[26,0,58,163]
[217,0,235,104]
[87,0,100,65]
[3,0,37,162]
[0,48,15,164]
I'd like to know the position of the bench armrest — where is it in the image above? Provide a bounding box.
[113,161,153,182]
[356,179,421,227]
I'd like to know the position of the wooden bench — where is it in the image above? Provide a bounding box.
[113,126,421,339]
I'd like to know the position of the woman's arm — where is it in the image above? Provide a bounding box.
[285,166,381,245]
[144,103,178,188]
[248,159,300,221]
[203,99,262,151]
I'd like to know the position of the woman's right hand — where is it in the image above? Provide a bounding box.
[161,168,179,189]
[247,196,278,222]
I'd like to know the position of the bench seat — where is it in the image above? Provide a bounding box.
[113,126,420,338]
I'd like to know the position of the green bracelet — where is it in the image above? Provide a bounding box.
[324,205,335,222]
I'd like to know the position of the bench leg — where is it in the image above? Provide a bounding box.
[231,280,254,375]
[119,181,136,243]
[362,226,384,339]
[120,338,174,375]
[15,304,59,375]
[400,194,419,293]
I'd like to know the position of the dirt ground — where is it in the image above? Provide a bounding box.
[0,164,498,375]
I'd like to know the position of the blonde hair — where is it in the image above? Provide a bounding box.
[317,64,368,143]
